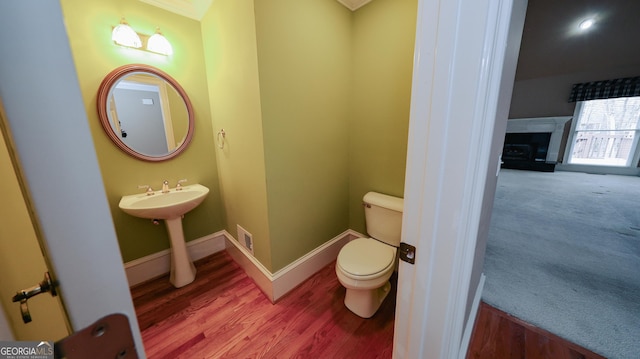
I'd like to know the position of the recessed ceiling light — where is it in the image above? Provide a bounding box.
[579,18,595,30]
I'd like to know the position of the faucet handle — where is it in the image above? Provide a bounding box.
[138,185,155,195]
[176,179,188,190]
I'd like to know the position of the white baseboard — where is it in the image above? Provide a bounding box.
[556,163,640,176]
[271,230,360,300]
[224,231,275,300]
[224,229,361,302]
[124,231,227,287]
[125,228,364,303]
[459,273,486,358]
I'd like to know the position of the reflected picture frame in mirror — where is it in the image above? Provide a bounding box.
[97,64,194,162]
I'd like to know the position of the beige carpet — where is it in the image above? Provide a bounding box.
[482,169,640,359]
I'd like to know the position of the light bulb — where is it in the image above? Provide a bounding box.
[112,19,142,48]
[579,19,595,30]
[147,29,173,56]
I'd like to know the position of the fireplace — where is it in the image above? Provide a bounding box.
[502,117,571,172]
[502,132,553,171]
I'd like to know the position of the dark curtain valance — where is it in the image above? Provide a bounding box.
[568,76,640,103]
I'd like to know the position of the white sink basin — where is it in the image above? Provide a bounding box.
[118,183,209,288]
[119,184,209,220]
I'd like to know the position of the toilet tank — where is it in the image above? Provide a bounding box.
[363,192,404,247]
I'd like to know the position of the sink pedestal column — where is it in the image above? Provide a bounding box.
[165,217,196,287]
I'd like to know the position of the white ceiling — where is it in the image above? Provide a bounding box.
[139,0,374,20]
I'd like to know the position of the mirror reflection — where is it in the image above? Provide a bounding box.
[97,65,194,161]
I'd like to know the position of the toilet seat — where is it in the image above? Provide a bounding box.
[337,237,396,280]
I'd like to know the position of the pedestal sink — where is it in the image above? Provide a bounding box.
[119,184,209,288]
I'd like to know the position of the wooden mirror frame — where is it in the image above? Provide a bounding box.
[97,64,195,162]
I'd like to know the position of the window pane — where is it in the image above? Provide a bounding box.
[577,97,640,131]
[569,97,640,167]
[570,130,635,166]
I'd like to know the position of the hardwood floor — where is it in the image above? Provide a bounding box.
[131,251,395,358]
[131,251,604,359]
[467,302,607,359]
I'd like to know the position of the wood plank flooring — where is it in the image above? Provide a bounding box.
[131,251,605,358]
[131,251,395,358]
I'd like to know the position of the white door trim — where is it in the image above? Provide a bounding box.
[0,1,145,356]
[394,0,526,357]
[0,309,13,340]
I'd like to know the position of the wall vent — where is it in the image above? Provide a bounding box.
[237,224,254,256]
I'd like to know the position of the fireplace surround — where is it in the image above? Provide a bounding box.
[502,117,571,172]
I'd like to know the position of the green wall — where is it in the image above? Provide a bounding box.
[60,0,224,262]
[201,0,273,270]
[254,0,352,271]
[202,0,414,272]
[59,0,416,272]
[349,0,417,233]
[202,0,352,272]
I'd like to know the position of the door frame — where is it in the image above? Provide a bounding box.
[0,0,527,357]
[0,1,144,356]
[0,296,13,340]
[393,0,527,357]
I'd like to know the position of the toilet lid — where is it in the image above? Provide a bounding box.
[338,238,395,277]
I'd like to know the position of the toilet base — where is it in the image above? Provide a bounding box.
[344,281,391,318]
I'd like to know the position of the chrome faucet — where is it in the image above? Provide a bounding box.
[162,180,170,193]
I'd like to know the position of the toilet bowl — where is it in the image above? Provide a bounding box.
[335,191,403,318]
[336,237,397,318]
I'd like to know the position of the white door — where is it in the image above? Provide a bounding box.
[393,0,527,357]
[0,118,69,341]
[0,1,145,357]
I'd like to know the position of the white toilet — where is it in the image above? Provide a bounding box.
[336,191,403,318]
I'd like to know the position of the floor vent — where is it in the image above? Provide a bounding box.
[237,224,254,256]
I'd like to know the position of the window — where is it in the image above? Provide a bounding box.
[567,97,640,167]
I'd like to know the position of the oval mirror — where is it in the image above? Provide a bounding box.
[97,64,194,161]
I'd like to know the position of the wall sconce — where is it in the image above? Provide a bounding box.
[147,28,173,56]
[112,18,142,48]
[112,19,173,56]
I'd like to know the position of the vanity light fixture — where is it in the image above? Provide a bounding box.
[147,28,173,56]
[112,20,173,56]
[112,18,142,48]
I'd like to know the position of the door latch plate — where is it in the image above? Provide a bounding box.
[399,242,416,264]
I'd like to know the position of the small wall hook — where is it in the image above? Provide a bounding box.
[217,129,226,149]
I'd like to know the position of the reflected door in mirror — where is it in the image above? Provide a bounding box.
[97,64,194,162]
